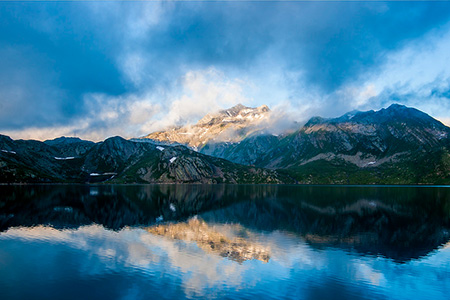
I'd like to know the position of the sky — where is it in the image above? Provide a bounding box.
[1,1,450,141]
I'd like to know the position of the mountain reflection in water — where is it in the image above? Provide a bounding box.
[1,184,450,262]
[147,218,270,263]
[1,184,450,300]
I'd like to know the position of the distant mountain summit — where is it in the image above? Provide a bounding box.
[139,104,270,149]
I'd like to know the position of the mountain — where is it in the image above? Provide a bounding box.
[267,104,450,184]
[44,136,95,157]
[257,104,450,167]
[139,103,270,150]
[0,134,93,182]
[83,136,290,184]
[0,135,292,184]
[142,103,450,184]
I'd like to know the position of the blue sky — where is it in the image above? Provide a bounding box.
[1,1,450,141]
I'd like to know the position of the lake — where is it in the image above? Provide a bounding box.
[1,184,449,299]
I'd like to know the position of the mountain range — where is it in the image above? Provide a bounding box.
[1,103,450,184]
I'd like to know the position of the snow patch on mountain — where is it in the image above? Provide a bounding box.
[54,156,75,160]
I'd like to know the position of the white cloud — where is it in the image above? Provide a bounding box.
[6,17,450,142]
[2,67,254,141]
[334,21,450,120]
[144,67,251,132]
[2,123,89,142]
[2,93,160,141]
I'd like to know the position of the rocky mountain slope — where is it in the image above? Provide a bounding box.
[261,104,450,184]
[0,135,292,184]
[266,104,450,168]
[139,104,270,149]
[0,135,90,182]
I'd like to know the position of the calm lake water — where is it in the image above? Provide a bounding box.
[1,184,450,299]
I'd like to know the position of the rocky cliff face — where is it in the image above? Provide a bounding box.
[140,104,270,149]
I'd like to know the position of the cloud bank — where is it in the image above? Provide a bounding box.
[1,1,450,140]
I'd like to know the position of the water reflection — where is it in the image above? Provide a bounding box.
[147,217,271,263]
[1,184,450,261]
[1,185,450,299]
[1,224,450,299]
